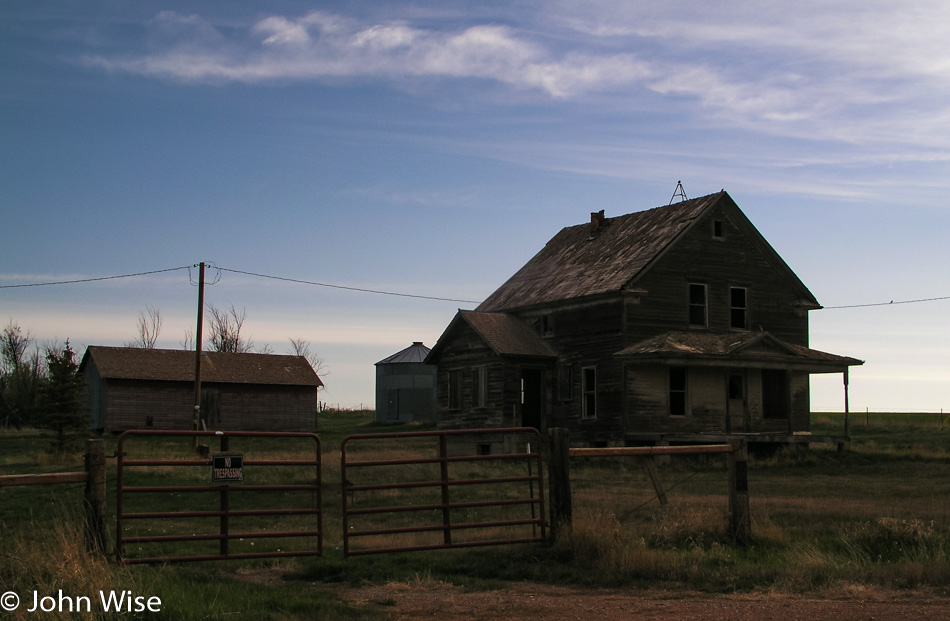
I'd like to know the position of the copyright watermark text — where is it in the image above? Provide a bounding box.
[1,589,161,613]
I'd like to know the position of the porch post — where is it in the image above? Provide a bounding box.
[843,368,850,436]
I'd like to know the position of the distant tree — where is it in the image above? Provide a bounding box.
[287,338,328,376]
[206,305,255,353]
[180,330,195,351]
[0,321,44,429]
[125,305,162,349]
[37,340,88,453]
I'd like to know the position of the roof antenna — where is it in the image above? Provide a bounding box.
[669,180,688,204]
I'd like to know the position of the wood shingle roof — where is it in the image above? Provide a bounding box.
[477,191,819,312]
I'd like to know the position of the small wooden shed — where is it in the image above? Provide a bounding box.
[80,346,323,432]
[375,342,436,424]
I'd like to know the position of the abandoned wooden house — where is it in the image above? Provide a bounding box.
[81,346,323,432]
[425,191,863,448]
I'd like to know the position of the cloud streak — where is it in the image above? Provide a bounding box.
[85,11,653,98]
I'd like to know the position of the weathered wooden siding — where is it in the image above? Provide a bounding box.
[519,300,626,445]
[102,379,317,432]
[435,322,510,430]
[625,207,809,347]
[624,367,811,435]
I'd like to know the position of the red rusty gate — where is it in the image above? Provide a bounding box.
[341,428,546,556]
[117,430,322,564]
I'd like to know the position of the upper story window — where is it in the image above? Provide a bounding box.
[730,287,748,330]
[540,314,554,337]
[688,283,707,327]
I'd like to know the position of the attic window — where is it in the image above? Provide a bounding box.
[712,219,725,239]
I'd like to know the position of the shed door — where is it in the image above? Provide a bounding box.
[387,389,400,420]
[520,369,543,431]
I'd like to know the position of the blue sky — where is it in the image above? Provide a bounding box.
[2,1,949,412]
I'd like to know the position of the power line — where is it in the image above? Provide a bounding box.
[821,295,950,310]
[216,266,480,304]
[0,265,193,289]
[1,263,945,310]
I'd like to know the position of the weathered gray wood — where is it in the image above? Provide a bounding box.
[0,472,87,486]
[570,444,732,457]
[84,438,108,555]
[728,439,751,545]
[547,428,572,540]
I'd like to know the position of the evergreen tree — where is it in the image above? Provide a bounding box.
[37,340,88,453]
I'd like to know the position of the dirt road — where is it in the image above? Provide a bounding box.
[340,581,950,620]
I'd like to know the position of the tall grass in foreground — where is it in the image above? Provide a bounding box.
[5,411,950,620]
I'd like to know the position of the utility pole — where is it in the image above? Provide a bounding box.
[193,262,205,448]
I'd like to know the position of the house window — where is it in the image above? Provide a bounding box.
[448,370,462,410]
[730,287,748,330]
[541,314,554,337]
[713,219,725,239]
[688,283,707,327]
[669,366,687,416]
[473,366,487,408]
[558,364,573,402]
[581,367,596,419]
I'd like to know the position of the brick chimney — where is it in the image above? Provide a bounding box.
[590,210,606,234]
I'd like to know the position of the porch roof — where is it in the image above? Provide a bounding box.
[615,331,863,373]
[426,310,557,362]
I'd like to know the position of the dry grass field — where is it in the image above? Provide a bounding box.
[3,410,950,619]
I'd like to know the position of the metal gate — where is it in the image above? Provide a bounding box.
[116,430,322,564]
[341,427,545,556]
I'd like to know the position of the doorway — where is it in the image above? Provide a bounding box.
[520,369,544,430]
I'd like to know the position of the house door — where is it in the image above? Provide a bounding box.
[520,369,544,431]
[727,373,749,432]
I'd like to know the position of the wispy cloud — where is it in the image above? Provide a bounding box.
[84,10,653,98]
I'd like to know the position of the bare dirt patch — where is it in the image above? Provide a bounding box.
[339,581,950,620]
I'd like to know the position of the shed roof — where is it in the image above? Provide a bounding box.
[477,191,818,312]
[80,346,324,387]
[426,311,557,363]
[376,342,431,365]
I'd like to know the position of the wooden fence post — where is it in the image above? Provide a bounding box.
[728,439,751,545]
[84,439,107,556]
[547,428,571,541]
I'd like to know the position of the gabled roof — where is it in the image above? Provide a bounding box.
[477,191,818,312]
[616,331,862,372]
[80,346,324,387]
[426,311,557,363]
[376,342,431,365]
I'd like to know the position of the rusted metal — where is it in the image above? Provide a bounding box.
[570,444,733,458]
[341,427,546,556]
[116,429,322,565]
